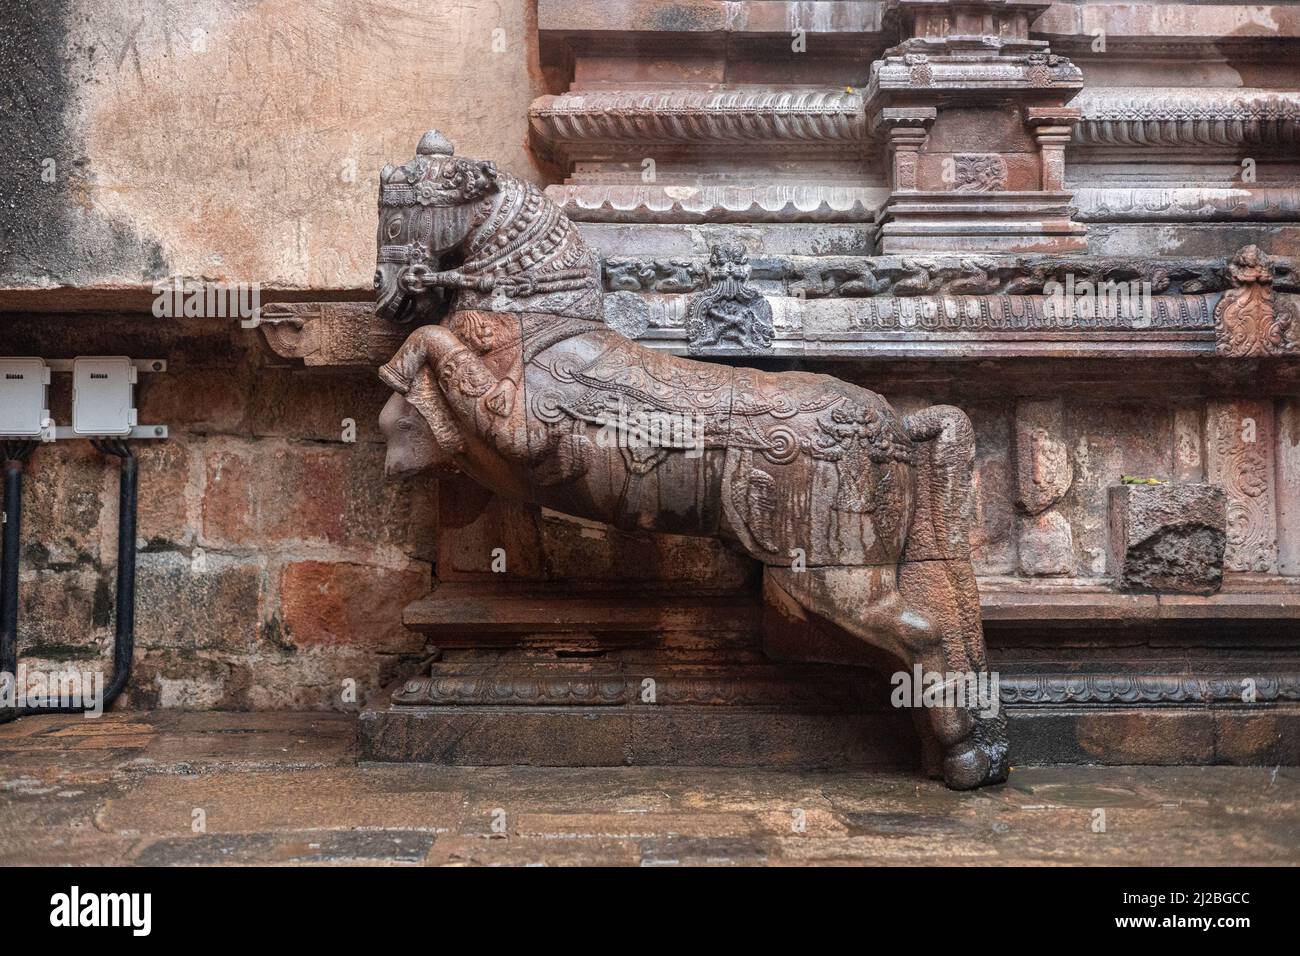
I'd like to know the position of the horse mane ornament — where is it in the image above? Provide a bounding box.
[376,132,1009,789]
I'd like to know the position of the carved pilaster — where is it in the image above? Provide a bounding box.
[1206,400,1278,573]
[1026,107,1080,193]
[866,0,1087,253]
[873,108,936,193]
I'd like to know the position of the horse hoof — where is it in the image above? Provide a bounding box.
[943,714,1010,790]
[943,742,991,790]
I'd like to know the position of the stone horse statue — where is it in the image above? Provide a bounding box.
[374,131,1009,789]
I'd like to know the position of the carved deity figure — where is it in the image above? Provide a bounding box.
[685,244,775,353]
[374,132,1009,789]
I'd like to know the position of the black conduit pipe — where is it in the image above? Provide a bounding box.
[1,441,37,689]
[1,438,137,720]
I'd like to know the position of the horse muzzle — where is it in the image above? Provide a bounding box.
[375,258,442,324]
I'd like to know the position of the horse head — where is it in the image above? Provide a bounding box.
[374,129,500,325]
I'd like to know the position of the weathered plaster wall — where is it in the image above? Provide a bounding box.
[1,0,551,298]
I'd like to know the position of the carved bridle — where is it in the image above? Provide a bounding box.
[378,149,500,311]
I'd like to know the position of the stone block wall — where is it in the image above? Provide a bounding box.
[3,0,1299,728]
[2,315,438,709]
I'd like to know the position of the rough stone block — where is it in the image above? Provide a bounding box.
[200,439,433,554]
[134,551,263,653]
[16,567,106,657]
[22,444,109,565]
[1109,483,1227,594]
[126,651,231,710]
[138,369,250,435]
[280,560,429,653]
[244,370,389,443]
[133,441,194,545]
[1018,510,1074,577]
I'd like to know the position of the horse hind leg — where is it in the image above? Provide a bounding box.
[899,403,1010,787]
[766,563,1006,790]
[898,558,1008,789]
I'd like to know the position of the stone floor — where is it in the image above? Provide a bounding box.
[0,712,1296,866]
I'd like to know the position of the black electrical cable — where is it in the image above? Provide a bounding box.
[2,439,137,720]
[1,440,38,690]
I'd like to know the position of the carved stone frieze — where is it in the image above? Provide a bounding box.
[1000,673,1300,706]
[1075,187,1300,223]
[391,671,879,708]
[953,155,1008,193]
[599,252,1263,299]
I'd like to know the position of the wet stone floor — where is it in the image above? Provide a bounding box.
[1,712,1296,866]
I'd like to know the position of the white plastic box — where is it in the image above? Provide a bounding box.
[0,358,51,438]
[72,356,137,437]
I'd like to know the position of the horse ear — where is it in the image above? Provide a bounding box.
[467,160,499,198]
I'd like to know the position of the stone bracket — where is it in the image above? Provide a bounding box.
[257,301,408,367]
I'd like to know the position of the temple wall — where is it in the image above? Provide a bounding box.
[1,0,1298,749]
[1,0,551,708]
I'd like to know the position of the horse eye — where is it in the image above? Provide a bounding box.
[398,419,413,431]
[387,219,402,239]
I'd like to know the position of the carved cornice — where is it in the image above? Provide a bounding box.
[1074,88,1300,148]
[866,50,1083,102]
[602,253,1261,297]
[529,89,866,158]
[544,184,882,223]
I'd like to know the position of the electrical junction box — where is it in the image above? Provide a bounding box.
[72,356,137,437]
[0,358,51,438]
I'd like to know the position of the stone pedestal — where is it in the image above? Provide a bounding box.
[876,191,1087,254]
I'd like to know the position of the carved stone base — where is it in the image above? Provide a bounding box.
[358,684,923,770]
[363,579,1300,772]
[875,192,1090,254]
[357,681,1300,768]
